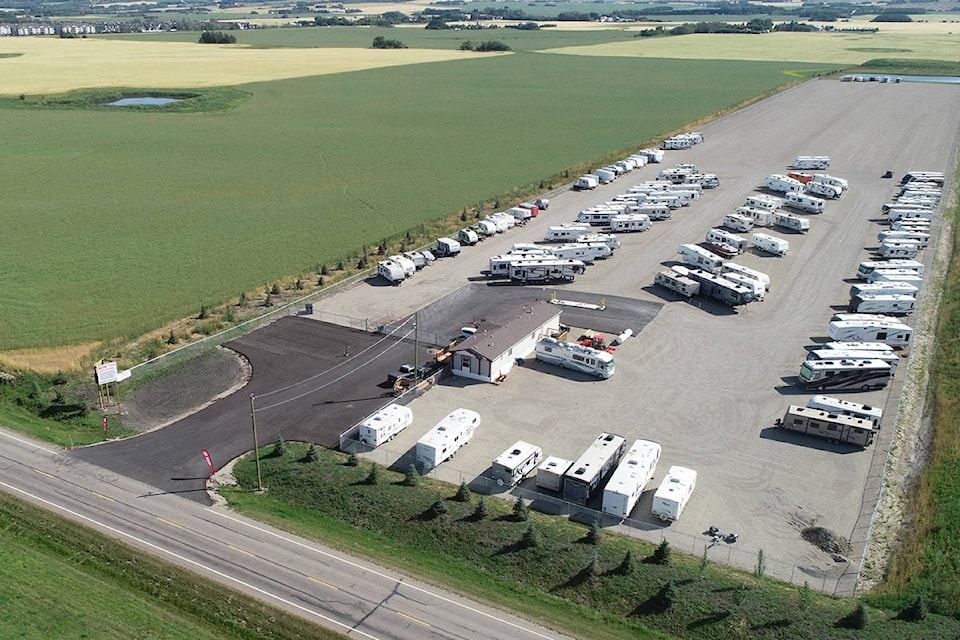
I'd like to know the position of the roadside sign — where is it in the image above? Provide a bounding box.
[95,361,118,385]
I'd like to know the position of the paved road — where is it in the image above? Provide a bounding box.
[2,428,569,640]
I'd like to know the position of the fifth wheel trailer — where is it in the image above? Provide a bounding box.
[807,395,883,429]
[416,408,481,471]
[776,405,878,448]
[683,267,755,306]
[601,439,661,519]
[562,432,627,506]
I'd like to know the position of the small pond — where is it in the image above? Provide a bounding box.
[105,97,181,106]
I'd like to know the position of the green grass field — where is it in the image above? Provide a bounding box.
[0,41,819,353]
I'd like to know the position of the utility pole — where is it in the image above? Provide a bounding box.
[250,393,263,492]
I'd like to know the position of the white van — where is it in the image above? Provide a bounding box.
[751,233,789,256]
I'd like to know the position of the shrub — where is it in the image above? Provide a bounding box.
[474,41,510,52]
[270,283,281,295]
[272,435,287,457]
[199,30,237,44]
[585,521,602,545]
[472,497,488,520]
[365,464,380,485]
[900,594,927,622]
[512,496,529,521]
[616,550,636,575]
[453,481,471,502]
[428,499,447,518]
[372,36,407,49]
[346,452,359,467]
[403,464,420,486]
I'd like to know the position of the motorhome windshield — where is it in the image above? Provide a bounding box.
[798,362,815,382]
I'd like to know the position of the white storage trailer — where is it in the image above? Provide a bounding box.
[722,213,754,232]
[793,155,831,170]
[867,271,924,286]
[807,349,900,373]
[509,259,586,284]
[562,433,627,506]
[722,262,771,291]
[807,395,883,428]
[358,404,413,447]
[877,242,921,259]
[601,439,661,519]
[378,259,406,285]
[849,281,919,298]
[805,181,842,199]
[745,194,782,211]
[651,466,697,521]
[706,228,748,253]
[416,409,481,470]
[491,441,544,487]
[536,456,573,492]
[683,267,755,306]
[609,213,652,233]
[574,175,599,190]
[543,225,590,243]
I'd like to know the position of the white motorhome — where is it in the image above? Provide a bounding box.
[377,259,406,285]
[793,155,831,170]
[415,408,481,470]
[358,403,413,447]
[827,321,913,348]
[856,259,924,279]
[536,456,573,492]
[722,262,770,291]
[751,233,789,256]
[805,181,842,199]
[797,358,892,391]
[776,405,877,447]
[765,174,804,194]
[807,395,883,429]
[812,174,848,191]
[491,441,544,487]
[745,194,782,211]
[601,439,661,519]
[784,191,825,214]
[706,228,748,253]
[850,293,916,315]
[651,466,697,521]
[877,242,920,259]
[773,212,810,233]
[739,206,775,227]
[544,225,590,243]
[722,213,754,232]
[807,348,900,373]
[677,243,724,273]
[609,213,652,233]
[562,433,627,505]
[574,174,600,190]
[877,230,930,247]
[655,268,700,298]
[535,337,615,378]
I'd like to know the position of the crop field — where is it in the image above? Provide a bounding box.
[0,38,816,357]
[548,30,960,65]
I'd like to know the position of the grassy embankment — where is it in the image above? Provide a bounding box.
[221,444,960,640]
[0,491,348,640]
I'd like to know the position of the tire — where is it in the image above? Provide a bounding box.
[861,384,870,390]
[496,478,504,487]
[659,514,669,522]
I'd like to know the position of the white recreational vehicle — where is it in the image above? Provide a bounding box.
[574,174,600,190]
[888,208,934,223]
[856,259,924,280]
[866,271,924,286]
[877,241,921,259]
[491,441,544,487]
[722,213,754,233]
[535,337,615,378]
[877,230,930,247]
[765,174,804,194]
[793,155,831,170]
[358,403,413,447]
[595,168,617,184]
[745,194,782,211]
[562,433,627,506]
[739,206,775,227]
[536,456,573,492]
[544,225,590,243]
[901,170,945,185]
[805,181,842,199]
[784,192,825,214]
[807,348,900,373]
[549,242,611,263]
[751,233,789,256]
[812,173,848,191]
[609,213,652,233]
[773,212,810,233]
[797,358,892,391]
[850,281,919,298]
[435,237,461,257]
[824,341,895,353]
[776,405,877,447]
[509,259,586,284]
[601,439,662,519]
[682,267,755,306]
[651,466,697,521]
[849,293,916,316]
[389,255,416,277]
[722,262,770,291]
[807,395,883,429]
[706,228,748,254]
[827,321,913,348]
[677,243,724,273]
[720,271,765,300]
[378,259,406,285]
[578,233,621,250]
[415,408,481,470]
[655,269,700,298]
[577,209,619,226]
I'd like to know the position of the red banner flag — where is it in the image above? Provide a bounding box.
[201,449,215,475]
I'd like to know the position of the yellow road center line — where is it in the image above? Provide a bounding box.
[91,491,115,502]
[156,517,182,528]
[228,545,256,558]
[397,612,431,627]
[309,577,338,590]
[33,469,55,479]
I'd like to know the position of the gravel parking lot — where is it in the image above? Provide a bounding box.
[310,79,960,589]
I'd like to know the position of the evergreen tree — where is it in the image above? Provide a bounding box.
[403,464,420,486]
[454,481,471,502]
[512,496,529,521]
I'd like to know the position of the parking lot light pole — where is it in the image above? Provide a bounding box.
[250,393,263,493]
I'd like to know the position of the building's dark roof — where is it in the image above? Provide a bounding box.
[450,301,560,361]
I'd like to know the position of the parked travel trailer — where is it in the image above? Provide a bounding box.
[639,147,665,163]
[765,174,804,194]
[890,219,931,232]
[850,293,916,315]
[807,349,900,373]
[866,270,925,286]
[378,259,406,285]
[574,174,600,190]
[739,206,775,227]
[518,202,541,217]
[415,408,481,470]
[457,228,479,246]
[805,180,842,199]
[745,194,782,211]
[509,207,532,222]
[651,466,698,522]
[827,321,913,348]
[722,262,771,291]
[797,358,892,391]
[609,213,652,233]
[882,201,933,214]
[751,233,789,256]
[722,213,754,233]
[473,220,497,237]
[577,209,618,226]
[720,271,765,300]
[850,281,919,298]
[577,233,621,250]
[888,208,934,222]
[601,439,662,519]
[655,268,700,298]
[543,225,590,243]
[776,405,877,447]
[491,441,544,487]
[484,215,509,233]
[358,404,413,448]
[549,242,611,263]
[706,228,748,253]
[535,337,615,378]
[487,255,547,278]
[856,259,924,279]
[877,230,930,247]
[536,456,573,492]
[509,259,586,284]
[812,174,848,191]
[773,212,810,232]
[877,242,920,259]
[684,268,755,306]
[562,433,627,506]
[389,254,416,277]
[824,341,895,353]
[793,155,831,170]
[435,237,462,257]
[901,171,945,185]
[677,243,724,273]
[635,204,672,220]
[807,395,883,429]
[784,191,826,214]
[595,168,617,184]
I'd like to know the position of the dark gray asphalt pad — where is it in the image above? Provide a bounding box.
[71,290,661,504]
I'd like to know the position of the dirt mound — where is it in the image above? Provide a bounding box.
[802,526,852,556]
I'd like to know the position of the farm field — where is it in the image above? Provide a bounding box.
[0,38,817,358]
